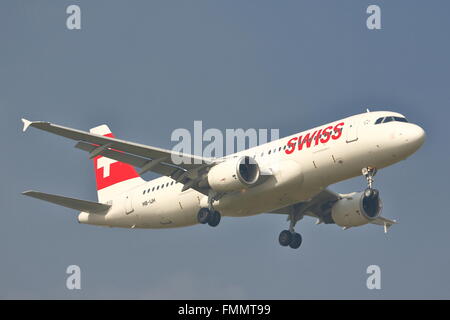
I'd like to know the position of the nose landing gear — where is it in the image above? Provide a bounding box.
[362,166,380,212]
[362,166,377,190]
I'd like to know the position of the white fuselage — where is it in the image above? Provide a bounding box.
[78,111,425,229]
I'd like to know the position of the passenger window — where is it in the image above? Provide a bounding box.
[143,190,146,195]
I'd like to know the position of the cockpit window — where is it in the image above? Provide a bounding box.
[375,116,408,124]
[375,117,384,124]
[393,116,408,123]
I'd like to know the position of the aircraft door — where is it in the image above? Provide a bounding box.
[346,121,359,143]
[124,194,134,215]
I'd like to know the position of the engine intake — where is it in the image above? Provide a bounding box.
[207,156,260,192]
[331,189,382,227]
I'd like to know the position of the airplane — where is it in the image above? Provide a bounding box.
[21,110,425,249]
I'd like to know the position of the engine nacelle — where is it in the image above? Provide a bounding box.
[331,189,382,227]
[207,156,260,192]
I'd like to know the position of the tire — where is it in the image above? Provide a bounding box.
[278,230,293,247]
[208,210,221,227]
[371,189,379,199]
[364,188,379,199]
[197,208,210,224]
[289,233,302,249]
[364,188,374,198]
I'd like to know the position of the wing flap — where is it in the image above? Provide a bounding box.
[269,189,340,224]
[75,141,187,179]
[22,190,111,214]
[74,141,210,195]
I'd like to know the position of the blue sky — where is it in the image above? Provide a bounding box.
[1,0,449,298]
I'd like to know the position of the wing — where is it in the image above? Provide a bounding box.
[22,119,210,169]
[23,190,111,214]
[269,189,398,232]
[22,119,214,195]
[269,189,340,224]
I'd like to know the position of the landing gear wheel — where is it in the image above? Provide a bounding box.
[364,187,379,199]
[197,208,210,224]
[364,188,374,198]
[197,208,221,227]
[279,230,293,247]
[207,210,221,227]
[289,233,302,249]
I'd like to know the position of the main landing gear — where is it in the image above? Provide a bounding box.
[279,229,302,249]
[197,191,222,227]
[278,206,303,249]
[197,207,221,227]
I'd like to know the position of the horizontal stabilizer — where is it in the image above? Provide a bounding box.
[22,190,111,214]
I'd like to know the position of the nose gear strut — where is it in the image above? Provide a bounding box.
[362,166,380,208]
[362,166,377,189]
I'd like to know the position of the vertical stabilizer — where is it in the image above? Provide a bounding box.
[90,125,145,202]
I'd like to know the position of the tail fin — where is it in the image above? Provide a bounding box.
[90,125,145,202]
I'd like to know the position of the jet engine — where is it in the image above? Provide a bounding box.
[206,156,260,192]
[331,189,382,227]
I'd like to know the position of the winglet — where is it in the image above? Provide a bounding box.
[383,219,397,234]
[21,118,32,132]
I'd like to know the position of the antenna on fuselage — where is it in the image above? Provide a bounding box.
[366,108,371,113]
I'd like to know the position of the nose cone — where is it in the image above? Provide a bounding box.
[404,124,426,152]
